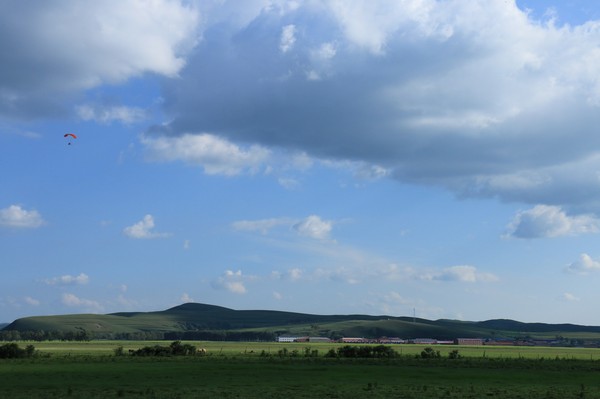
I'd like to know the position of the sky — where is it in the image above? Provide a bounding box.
[3,0,600,326]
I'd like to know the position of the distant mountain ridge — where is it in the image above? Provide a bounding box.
[3,303,600,341]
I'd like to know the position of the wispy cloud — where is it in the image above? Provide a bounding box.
[76,104,146,124]
[232,215,334,240]
[24,296,40,306]
[44,273,89,286]
[563,292,580,302]
[232,217,293,234]
[314,266,360,284]
[271,268,304,282]
[279,24,296,53]
[277,177,300,190]
[418,265,499,283]
[61,293,103,313]
[142,133,270,176]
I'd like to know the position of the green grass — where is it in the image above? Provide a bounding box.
[3,342,600,398]
[3,353,600,398]
[26,340,600,360]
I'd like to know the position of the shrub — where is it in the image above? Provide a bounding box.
[259,350,270,357]
[130,341,197,357]
[335,345,398,359]
[325,349,337,358]
[114,346,124,356]
[277,348,289,358]
[0,343,35,359]
[420,347,441,359]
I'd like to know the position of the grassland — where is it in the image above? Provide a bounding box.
[3,341,600,398]
[26,340,600,359]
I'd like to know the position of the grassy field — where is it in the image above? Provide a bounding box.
[3,341,600,398]
[28,340,600,359]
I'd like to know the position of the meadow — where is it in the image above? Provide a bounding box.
[2,341,600,398]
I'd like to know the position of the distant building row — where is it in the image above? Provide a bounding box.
[275,336,600,348]
[277,336,484,345]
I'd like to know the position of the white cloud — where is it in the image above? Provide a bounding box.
[212,270,247,294]
[563,292,580,302]
[44,273,89,286]
[293,215,333,240]
[0,0,198,119]
[506,205,600,239]
[6,129,42,139]
[278,177,300,190]
[566,253,600,274]
[76,104,146,124]
[373,291,419,315]
[142,133,270,176]
[288,268,303,281]
[180,293,194,303]
[382,291,413,306]
[123,214,170,239]
[315,42,337,60]
[224,281,246,294]
[0,205,44,228]
[150,1,600,217]
[280,24,296,53]
[24,296,40,306]
[115,294,138,308]
[314,267,360,284]
[61,293,103,313]
[274,268,304,282]
[419,265,498,283]
[354,164,390,180]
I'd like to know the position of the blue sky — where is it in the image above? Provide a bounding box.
[3,0,600,325]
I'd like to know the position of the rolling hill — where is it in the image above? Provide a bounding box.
[4,302,600,341]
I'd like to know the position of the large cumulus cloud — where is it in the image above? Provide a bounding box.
[147,0,600,215]
[0,0,198,119]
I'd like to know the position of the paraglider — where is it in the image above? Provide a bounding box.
[64,133,77,145]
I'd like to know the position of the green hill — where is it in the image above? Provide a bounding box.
[2,303,398,336]
[3,303,600,341]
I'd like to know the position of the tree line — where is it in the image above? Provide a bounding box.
[0,329,91,341]
[0,329,276,342]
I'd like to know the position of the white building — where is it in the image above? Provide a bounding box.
[277,336,306,342]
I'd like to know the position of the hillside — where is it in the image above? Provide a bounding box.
[2,303,398,336]
[4,303,600,341]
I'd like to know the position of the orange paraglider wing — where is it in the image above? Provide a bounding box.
[63,133,77,139]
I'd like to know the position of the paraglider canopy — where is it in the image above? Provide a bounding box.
[64,133,77,145]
